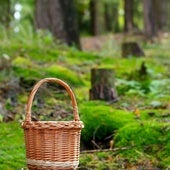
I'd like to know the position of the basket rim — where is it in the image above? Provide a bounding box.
[23,120,83,123]
[22,120,84,129]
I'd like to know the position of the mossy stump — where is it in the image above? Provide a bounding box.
[122,42,145,57]
[89,68,118,101]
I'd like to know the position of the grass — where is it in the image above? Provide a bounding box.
[0,122,26,170]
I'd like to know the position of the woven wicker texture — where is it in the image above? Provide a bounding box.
[22,78,84,170]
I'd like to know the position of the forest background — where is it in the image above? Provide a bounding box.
[0,0,170,169]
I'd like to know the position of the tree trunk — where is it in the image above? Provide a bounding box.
[143,0,157,40]
[35,0,50,29]
[124,0,134,32]
[153,0,161,31]
[35,0,81,49]
[112,2,120,32]
[153,0,168,31]
[0,0,10,27]
[89,0,105,35]
[104,3,112,32]
[104,2,119,32]
[122,42,145,57]
[89,0,96,35]
[90,68,118,101]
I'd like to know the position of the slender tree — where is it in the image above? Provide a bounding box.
[153,0,169,31]
[35,0,81,49]
[89,0,106,35]
[104,1,119,32]
[104,2,112,32]
[143,0,157,40]
[89,0,99,35]
[124,0,134,32]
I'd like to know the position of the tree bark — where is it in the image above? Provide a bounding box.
[112,2,119,32]
[89,0,105,35]
[90,68,118,101]
[122,42,145,57]
[124,0,134,32]
[89,0,97,35]
[104,3,112,32]
[35,0,50,29]
[143,0,157,40]
[104,2,119,32]
[35,0,81,49]
[89,0,99,35]
[153,0,168,31]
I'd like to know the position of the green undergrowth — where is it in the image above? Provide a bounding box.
[0,29,170,169]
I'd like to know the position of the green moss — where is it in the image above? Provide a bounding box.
[12,56,32,67]
[80,101,134,143]
[12,66,41,78]
[114,121,170,162]
[11,56,42,78]
[0,25,170,169]
[115,122,161,147]
[45,65,84,86]
[0,122,26,169]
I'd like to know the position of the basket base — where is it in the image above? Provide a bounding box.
[27,159,78,170]
[28,165,74,170]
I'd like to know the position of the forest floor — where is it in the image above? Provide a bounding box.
[79,33,170,170]
[81,34,123,52]
[0,32,170,169]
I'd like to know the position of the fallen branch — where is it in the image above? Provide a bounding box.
[91,140,101,150]
[81,146,132,154]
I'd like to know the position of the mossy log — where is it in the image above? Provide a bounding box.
[89,68,118,101]
[122,42,145,57]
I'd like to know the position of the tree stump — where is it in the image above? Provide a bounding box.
[122,42,145,57]
[89,68,118,101]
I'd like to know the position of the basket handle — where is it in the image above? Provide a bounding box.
[25,78,79,122]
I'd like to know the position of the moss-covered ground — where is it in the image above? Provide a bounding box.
[0,31,170,169]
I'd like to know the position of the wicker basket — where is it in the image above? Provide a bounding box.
[22,78,84,170]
